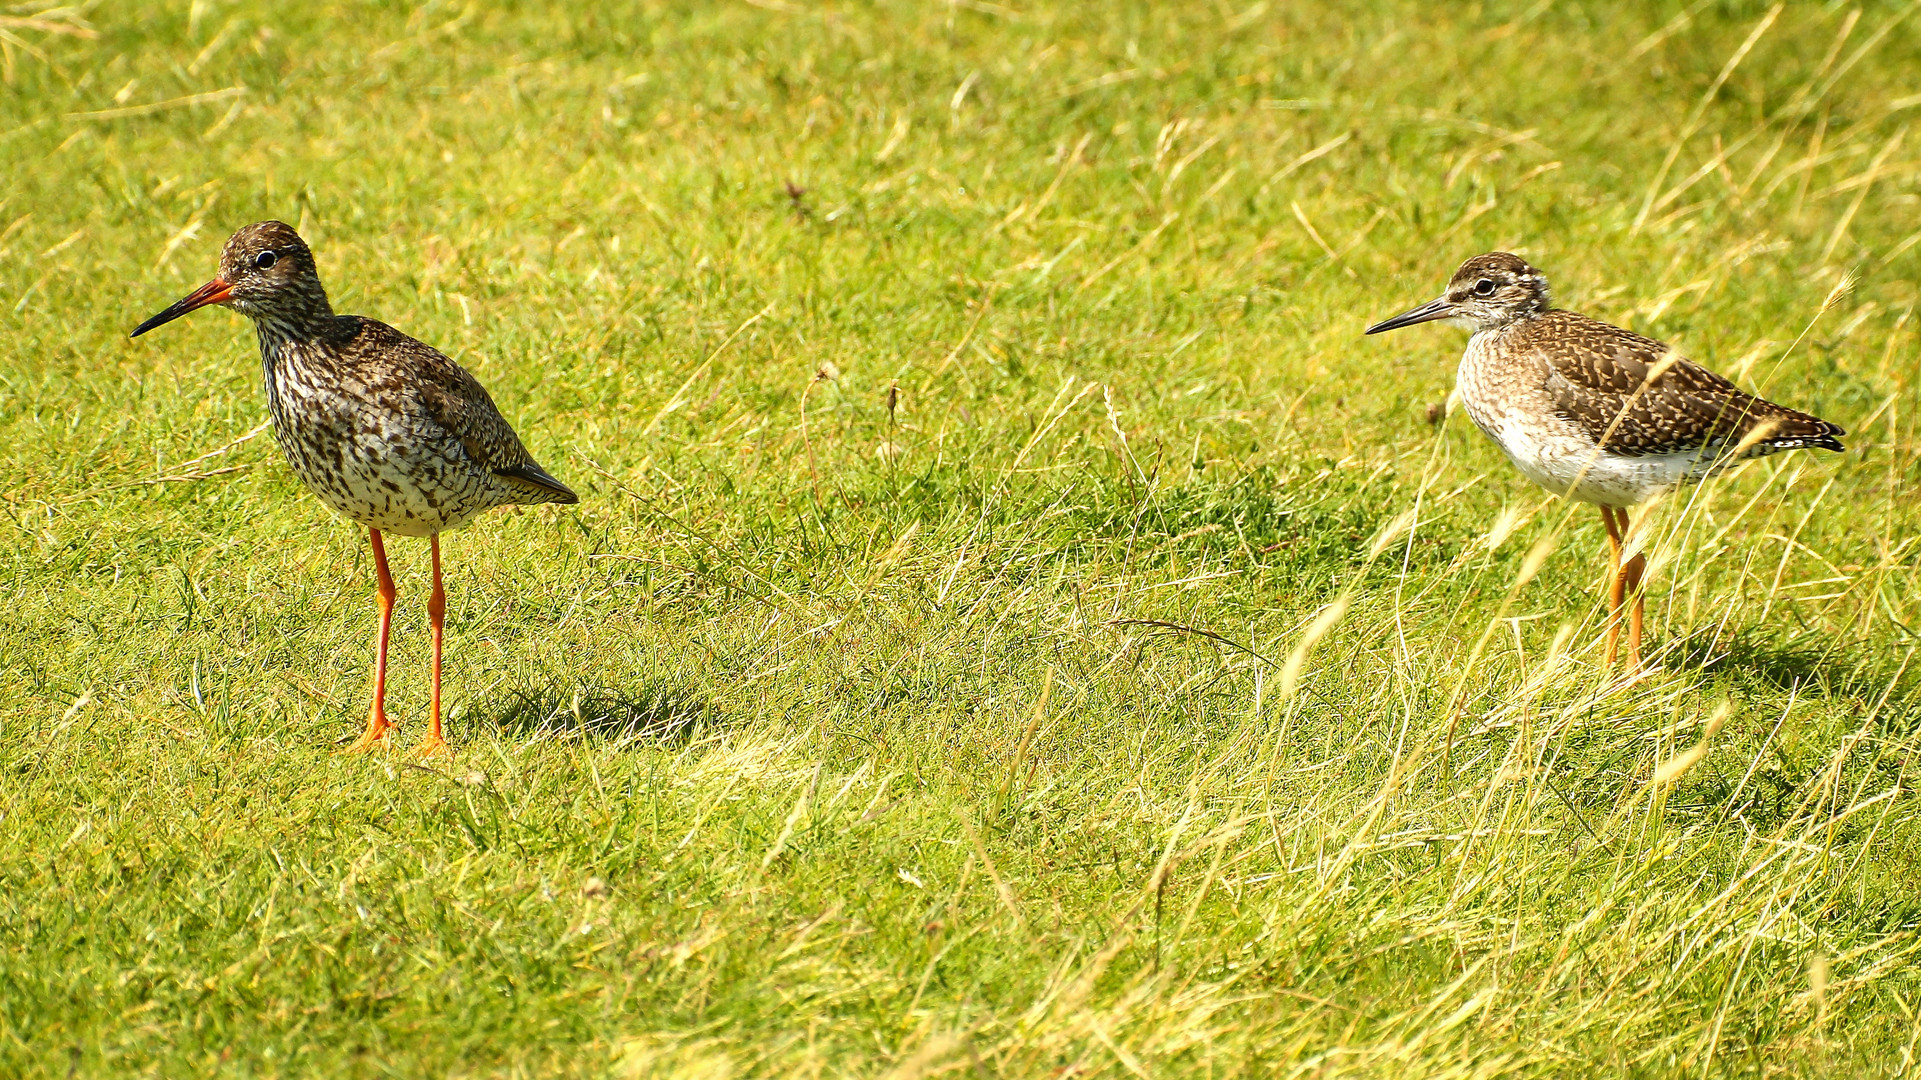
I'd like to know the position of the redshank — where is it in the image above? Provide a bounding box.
[132,221,577,755]
[1366,252,1844,670]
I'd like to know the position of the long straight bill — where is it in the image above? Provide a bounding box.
[131,277,232,337]
[1364,296,1453,335]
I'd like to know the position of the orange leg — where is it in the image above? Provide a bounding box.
[1601,507,1625,667]
[342,528,398,753]
[415,533,451,758]
[1620,534,1647,673]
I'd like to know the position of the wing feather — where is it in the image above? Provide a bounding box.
[1524,311,1843,458]
[335,318,579,505]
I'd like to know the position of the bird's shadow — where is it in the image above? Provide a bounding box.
[482,681,713,748]
[1674,626,1917,712]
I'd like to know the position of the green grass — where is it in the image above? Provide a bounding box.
[4,0,1921,1075]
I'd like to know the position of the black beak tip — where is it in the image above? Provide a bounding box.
[129,307,186,339]
[1363,299,1452,337]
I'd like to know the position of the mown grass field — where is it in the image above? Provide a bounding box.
[4,1,1921,1075]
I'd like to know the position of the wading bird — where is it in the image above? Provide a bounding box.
[1366,252,1843,670]
[132,221,577,755]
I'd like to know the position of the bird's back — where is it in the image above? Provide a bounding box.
[1504,310,1844,459]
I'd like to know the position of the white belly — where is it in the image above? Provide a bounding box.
[1475,411,1710,508]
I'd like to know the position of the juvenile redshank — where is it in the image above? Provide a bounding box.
[132,221,577,755]
[1365,253,1844,670]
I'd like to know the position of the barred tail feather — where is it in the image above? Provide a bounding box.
[1748,406,1845,456]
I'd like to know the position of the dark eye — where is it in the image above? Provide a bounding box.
[254,250,278,270]
[1473,278,1495,296]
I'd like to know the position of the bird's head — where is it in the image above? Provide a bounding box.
[132,220,329,337]
[1365,252,1551,336]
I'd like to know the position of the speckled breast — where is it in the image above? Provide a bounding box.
[262,347,498,537]
[1455,329,1542,452]
[1456,330,1655,508]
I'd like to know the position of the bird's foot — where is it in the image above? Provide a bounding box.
[413,733,453,760]
[338,716,396,755]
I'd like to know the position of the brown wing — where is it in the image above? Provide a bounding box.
[1527,311,1844,458]
[335,318,579,504]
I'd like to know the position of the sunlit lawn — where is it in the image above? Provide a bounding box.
[3,1,1920,1075]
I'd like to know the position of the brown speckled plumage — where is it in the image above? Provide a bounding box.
[1368,252,1843,509]
[1523,309,1840,458]
[211,221,576,536]
[1366,251,1846,670]
[131,221,576,753]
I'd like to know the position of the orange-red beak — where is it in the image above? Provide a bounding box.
[130,277,233,337]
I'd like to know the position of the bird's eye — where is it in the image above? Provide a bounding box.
[1473,278,1495,296]
[254,250,278,270]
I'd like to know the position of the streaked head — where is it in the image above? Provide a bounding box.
[1364,252,1551,336]
[131,220,330,337]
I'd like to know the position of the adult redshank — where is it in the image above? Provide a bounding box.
[132,221,577,755]
[1365,252,1844,670]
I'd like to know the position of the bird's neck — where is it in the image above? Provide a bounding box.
[1475,306,1548,335]
[256,306,340,411]
[238,275,336,350]
[246,295,338,357]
